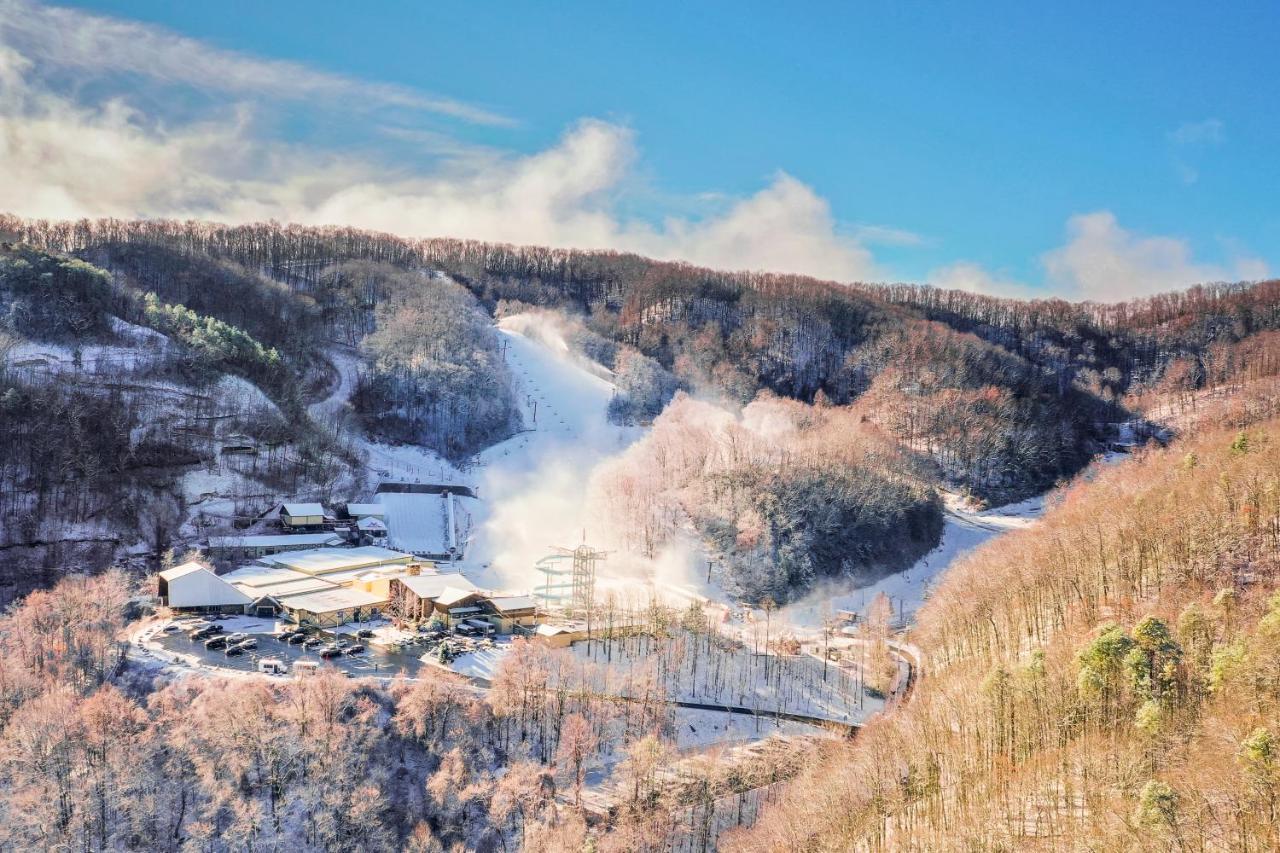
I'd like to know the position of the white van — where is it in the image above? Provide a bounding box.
[257,658,287,675]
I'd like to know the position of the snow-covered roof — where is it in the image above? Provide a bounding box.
[281,587,386,615]
[357,565,415,582]
[159,561,207,581]
[282,502,326,517]
[436,586,481,608]
[346,503,385,517]
[488,595,537,614]
[234,577,338,600]
[397,572,477,601]
[162,564,253,608]
[221,564,312,588]
[357,517,387,532]
[208,533,343,549]
[261,546,413,576]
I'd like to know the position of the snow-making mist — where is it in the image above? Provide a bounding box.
[461,312,1090,639]
[462,315,645,592]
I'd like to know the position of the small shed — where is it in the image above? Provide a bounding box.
[357,517,388,539]
[531,623,590,648]
[281,503,326,529]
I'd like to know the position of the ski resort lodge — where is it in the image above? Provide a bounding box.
[160,544,541,632]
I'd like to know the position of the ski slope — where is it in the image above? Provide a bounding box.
[462,318,641,589]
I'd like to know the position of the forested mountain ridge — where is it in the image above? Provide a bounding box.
[13,214,1269,503]
[723,415,1280,852]
[3,213,1278,601]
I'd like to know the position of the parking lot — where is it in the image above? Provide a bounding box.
[155,624,430,678]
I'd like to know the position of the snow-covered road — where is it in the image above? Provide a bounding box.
[779,492,1047,633]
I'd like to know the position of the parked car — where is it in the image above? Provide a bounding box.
[356,629,375,639]
[203,636,227,650]
[163,623,184,634]
[224,633,248,644]
[224,645,244,656]
[303,637,324,649]
[189,625,220,641]
[344,644,364,655]
[318,646,342,659]
[235,638,258,650]
[287,633,309,645]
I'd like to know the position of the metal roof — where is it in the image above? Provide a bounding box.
[280,587,386,614]
[282,502,326,517]
[261,546,413,575]
[488,595,537,613]
[435,586,481,607]
[208,533,343,549]
[159,561,207,581]
[397,573,477,600]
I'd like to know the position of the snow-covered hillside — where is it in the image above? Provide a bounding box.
[779,492,1046,632]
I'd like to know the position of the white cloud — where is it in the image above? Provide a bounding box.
[927,261,1039,299]
[1168,118,1225,185]
[1042,211,1267,300]
[929,212,1268,302]
[1169,118,1224,146]
[0,0,511,125]
[0,4,886,283]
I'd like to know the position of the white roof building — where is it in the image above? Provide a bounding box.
[346,503,386,519]
[159,562,253,610]
[283,587,385,614]
[208,533,344,550]
[260,545,413,576]
[280,587,387,626]
[397,572,478,601]
[488,595,538,614]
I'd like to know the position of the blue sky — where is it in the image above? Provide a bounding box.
[2,0,1277,298]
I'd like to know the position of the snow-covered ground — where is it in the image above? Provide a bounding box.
[308,346,362,422]
[377,490,452,556]
[567,634,879,724]
[671,709,822,751]
[779,491,1046,634]
[444,639,511,680]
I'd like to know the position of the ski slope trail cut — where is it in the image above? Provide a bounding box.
[462,318,641,590]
